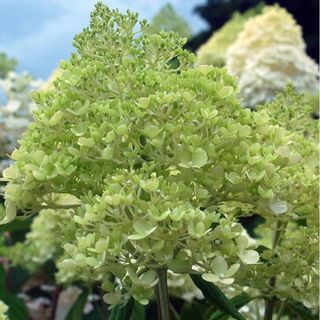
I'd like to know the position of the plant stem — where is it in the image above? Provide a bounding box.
[264,293,276,320]
[169,302,179,320]
[264,221,283,320]
[156,268,170,320]
[276,300,286,320]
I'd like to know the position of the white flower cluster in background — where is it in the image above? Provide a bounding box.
[226,5,319,107]
[196,5,263,67]
[196,12,249,67]
[0,72,43,172]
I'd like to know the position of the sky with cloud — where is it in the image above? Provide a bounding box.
[0,0,207,79]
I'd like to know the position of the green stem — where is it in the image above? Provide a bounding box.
[264,291,276,320]
[276,301,286,320]
[169,303,179,320]
[264,221,283,320]
[156,268,170,320]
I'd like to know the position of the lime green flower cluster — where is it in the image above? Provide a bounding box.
[258,86,319,220]
[196,5,262,67]
[0,301,8,320]
[41,68,62,91]
[234,88,319,310]
[0,2,311,306]
[226,6,319,107]
[8,209,73,272]
[257,85,319,141]
[238,225,319,309]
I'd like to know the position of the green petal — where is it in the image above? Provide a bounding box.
[211,256,228,275]
[225,263,240,277]
[202,273,219,283]
[192,148,208,168]
[239,250,259,264]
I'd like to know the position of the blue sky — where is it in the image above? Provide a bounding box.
[0,0,207,79]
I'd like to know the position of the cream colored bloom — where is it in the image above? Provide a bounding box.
[226,5,319,107]
[196,12,250,67]
[0,301,8,320]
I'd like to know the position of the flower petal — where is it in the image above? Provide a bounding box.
[239,250,259,264]
[211,256,228,275]
[225,263,240,277]
[202,273,219,283]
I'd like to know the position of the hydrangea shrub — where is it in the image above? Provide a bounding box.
[196,5,262,67]
[1,2,317,318]
[226,5,319,107]
[235,87,319,310]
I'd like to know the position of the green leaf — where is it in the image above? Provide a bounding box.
[0,264,6,291]
[180,301,206,320]
[66,288,89,320]
[9,267,31,293]
[0,265,28,320]
[83,309,100,320]
[287,301,317,320]
[0,218,32,233]
[209,294,252,320]
[109,298,134,320]
[131,301,146,320]
[3,292,28,320]
[190,274,245,320]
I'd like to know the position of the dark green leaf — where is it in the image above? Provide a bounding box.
[9,267,30,293]
[3,292,28,320]
[109,298,134,320]
[190,274,245,320]
[0,218,32,232]
[0,263,6,291]
[66,288,89,320]
[209,294,252,320]
[287,301,317,320]
[180,301,206,320]
[0,264,29,319]
[131,301,146,320]
[83,309,101,320]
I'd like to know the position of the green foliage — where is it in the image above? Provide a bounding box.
[209,293,252,320]
[190,274,245,320]
[286,301,318,320]
[0,264,28,320]
[109,298,134,320]
[147,3,192,38]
